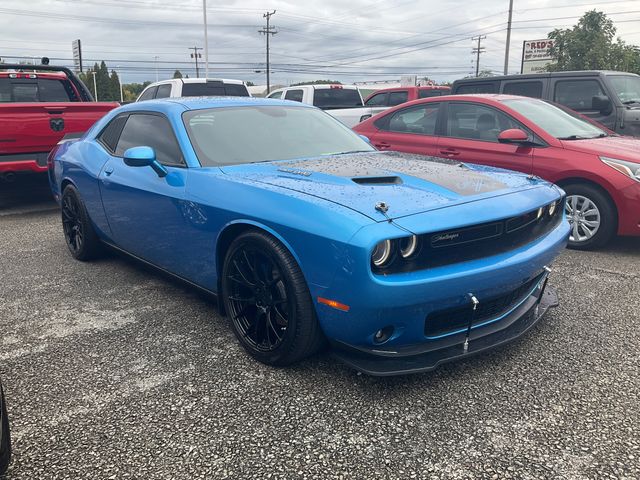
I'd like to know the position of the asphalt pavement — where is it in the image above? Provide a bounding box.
[0,174,638,479]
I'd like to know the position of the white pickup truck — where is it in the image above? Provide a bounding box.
[266,84,388,127]
[136,78,251,101]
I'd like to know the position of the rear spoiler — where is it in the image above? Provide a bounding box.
[0,63,94,102]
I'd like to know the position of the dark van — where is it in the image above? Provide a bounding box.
[452,71,640,137]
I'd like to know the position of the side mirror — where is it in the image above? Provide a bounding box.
[498,128,530,144]
[123,146,167,177]
[358,134,371,144]
[592,95,612,115]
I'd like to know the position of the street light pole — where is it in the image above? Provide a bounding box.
[503,0,514,75]
[203,0,209,78]
[91,71,98,101]
[116,65,124,102]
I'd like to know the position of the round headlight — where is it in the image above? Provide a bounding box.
[548,201,557,216]
[372,240,393,267]
[399,235,419,259]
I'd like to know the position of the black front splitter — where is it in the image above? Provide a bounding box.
[331,286,558,377]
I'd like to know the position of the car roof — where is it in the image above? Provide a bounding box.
[118,96,312,113]
[452,70,638,84]
[147,78,247,87]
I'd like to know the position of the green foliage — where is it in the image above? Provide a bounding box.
[290,80,342,86]
[548,10,640,73]
[173,70,183,79]
[245,81,255,86]
[122,81,151,102]
[79,62,122,101]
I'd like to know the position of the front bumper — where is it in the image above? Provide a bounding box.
[331,280,558,376]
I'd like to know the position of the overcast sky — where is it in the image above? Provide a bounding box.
[1,0,639,86]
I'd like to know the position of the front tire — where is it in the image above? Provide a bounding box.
[563,183,616,250]
[61,185,103,261]
[221,231,324,366]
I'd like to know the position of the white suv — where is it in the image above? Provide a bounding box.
[136,78,250,101]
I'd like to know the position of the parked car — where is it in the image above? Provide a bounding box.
[364,85,451,107]
[0,380,10,476]
[136,78,250,101]
[49,97,568,375]
[451,71,640,137]
[266,84,387,127]
[0,63,119,178]
[354,94,640,249]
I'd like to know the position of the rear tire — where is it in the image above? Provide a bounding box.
[61,185,103,261]
[0,382,10,476]
[563,183,616,250]
[221,230,325,366]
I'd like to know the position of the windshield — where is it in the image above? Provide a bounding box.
[609,75,640,105]
[502,97,606,139]
[183,105,375,166]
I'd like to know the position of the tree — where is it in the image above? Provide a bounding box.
[290,79,342,86]
[245,81,255,86]
[548,10,640,73]
[109,70,121,101]
[173,70,183,79]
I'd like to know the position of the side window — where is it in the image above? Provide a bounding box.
[155,84,172,99]
[138,86,157,101]
[554,80,605,111]
[388,91,409,106]
[365,92,388,106]
[455,83,496,94]
[503,81,543,98]
[446,103,521,142]
[267,91,283,99]
[97,115,128,153]
[418,89,445,98]
[115,114,184,166]
[384,103,440,135]
[284,89,304,102]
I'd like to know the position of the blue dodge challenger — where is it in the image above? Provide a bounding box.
[49,97,569,375]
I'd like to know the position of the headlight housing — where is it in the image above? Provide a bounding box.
[371,239,393,267]
[600,156,640,182]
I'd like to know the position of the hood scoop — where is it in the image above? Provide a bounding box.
[352,176,402,185]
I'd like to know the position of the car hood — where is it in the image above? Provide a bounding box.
[560,135,640,163]
[220,151,548,221]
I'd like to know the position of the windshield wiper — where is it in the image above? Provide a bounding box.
[558,133,607,140]
[623,100,640,105]
[326,150,372,155]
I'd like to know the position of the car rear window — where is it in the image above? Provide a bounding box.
[312,88,363,109]
[0,78,76,102]
[418,89,447,98]
[181,82,249,97]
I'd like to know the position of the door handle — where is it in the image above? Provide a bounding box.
[439,148,460,156]
[376,142,391,150]
[104,166,114,176]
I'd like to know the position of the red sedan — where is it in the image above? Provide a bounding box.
[354,94,640,249]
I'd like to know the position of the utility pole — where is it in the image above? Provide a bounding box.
[202,0,209,78]
[188,46,203,78]
[472,35,487,77]
[258,10,277,95]
[154,56,159,82]
[503,0,514,75]
[91,71,98,101]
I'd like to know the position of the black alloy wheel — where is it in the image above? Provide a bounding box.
[60,185,102,261]
[222,231,324,366]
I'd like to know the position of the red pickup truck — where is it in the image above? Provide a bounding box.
[0,64,118,177]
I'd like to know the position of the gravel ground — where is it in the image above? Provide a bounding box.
[0,177,639,479]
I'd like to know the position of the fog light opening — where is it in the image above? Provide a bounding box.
[373,325,394,344]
